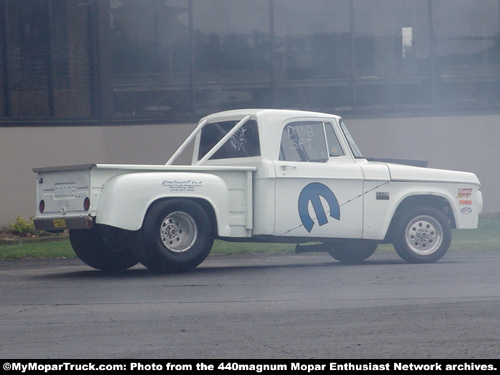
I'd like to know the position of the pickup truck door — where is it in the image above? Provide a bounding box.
[273,120,364,239]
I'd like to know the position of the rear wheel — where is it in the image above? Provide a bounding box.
[133,199,214,273]
[327,240,377,264]
[69,226,138,272]
[392,206,451,263]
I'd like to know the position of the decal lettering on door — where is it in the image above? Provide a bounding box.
[298,183,340,232]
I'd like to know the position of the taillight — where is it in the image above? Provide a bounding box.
[83,197,90,211]
[39,200,45,213]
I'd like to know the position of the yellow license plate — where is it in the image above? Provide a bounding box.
[53,219,67,228]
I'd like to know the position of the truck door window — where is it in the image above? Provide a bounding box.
[279,121,328,162]
[325,122,345,157]
[199,120,260,160]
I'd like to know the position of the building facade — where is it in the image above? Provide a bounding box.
[1,0,500,225]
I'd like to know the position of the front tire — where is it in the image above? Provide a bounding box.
[392,206,451,263]
[135,199,214,273]
[69,226,138,272]
[327,240,377,264]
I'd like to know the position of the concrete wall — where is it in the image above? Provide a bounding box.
[0,114,498,227]
[347,115,498,217]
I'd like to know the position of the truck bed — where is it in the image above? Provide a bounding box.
[34,163,255,235]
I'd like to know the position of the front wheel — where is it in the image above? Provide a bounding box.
[134,199,214,273]
[392,206,452,263]
[327,240,378,264]
[69,226,138,272]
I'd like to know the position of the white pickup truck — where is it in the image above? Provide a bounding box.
[34,109,483,272]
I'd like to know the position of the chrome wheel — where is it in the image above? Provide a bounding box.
[137,200,214,273]
[404,215,443,256]
[160,211,198,253]
[394,206,451,263]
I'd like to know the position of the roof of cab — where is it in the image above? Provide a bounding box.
[199,109,342,161]
[201,108,341,124]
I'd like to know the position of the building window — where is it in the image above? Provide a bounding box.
[53,0,94,118]
[273,0,352,112]
[0,1,5,117]
[192,0,272,113]
[0,0,94,120]
[2,0,500,126]
[353,0,432,112]
[433,0,500,110]
[110,0,191,119]
[7,0,51,117]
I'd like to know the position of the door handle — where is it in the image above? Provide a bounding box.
[280,165,297,171]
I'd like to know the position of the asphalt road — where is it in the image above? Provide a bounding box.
[1,250,499,359]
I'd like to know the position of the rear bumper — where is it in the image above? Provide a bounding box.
[34,215,94,231]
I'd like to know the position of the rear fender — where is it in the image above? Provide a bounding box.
[95,172,230,235]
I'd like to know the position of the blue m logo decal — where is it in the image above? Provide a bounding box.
[298,183,340,233]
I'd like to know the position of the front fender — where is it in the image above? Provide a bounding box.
[364,183,465,240]
[95,172,231,234]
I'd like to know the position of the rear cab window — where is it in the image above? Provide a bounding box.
[198,120,260,160]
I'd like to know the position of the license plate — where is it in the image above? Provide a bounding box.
[53,219,67,228]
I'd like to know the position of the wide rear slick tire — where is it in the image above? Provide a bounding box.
[392,206,452,263]
[69,226,138,272]
[135,199,214,273]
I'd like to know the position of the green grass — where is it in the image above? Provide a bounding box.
[0,217,499,260]
[450,216,500,251]
[0,238,296,260]
[0,239,75,260]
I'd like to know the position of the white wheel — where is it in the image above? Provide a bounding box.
[404,215,444,256]
[393,206,451,263]
[133,199,214,273]
[160,211,198,253]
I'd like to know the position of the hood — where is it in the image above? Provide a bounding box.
[387,163,480,185]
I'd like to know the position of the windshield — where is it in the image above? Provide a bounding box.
[340,120,363,158]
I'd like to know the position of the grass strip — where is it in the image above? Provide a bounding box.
[0,217,498,260]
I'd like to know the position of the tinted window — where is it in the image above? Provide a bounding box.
[273,0,352,111]
[353,0,432,110]
[432,0,500,110]
[192,0,272,112]
[7,0,50,117]
[53,0,93,117]
[110,0,191,118]
[199,120,260,160]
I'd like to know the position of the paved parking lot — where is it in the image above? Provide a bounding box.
[1,250,499,358]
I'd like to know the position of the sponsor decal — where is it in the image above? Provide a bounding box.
[461,207,473,215]
[162,179,202,192]
[457,188,473,198]
[459,200,473,205]
[298,183,340,233]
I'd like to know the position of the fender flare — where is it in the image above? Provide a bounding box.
[383,189,457,240]
[95,172,231,235]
